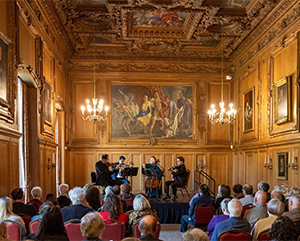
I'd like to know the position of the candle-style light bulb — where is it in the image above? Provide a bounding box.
[81,106,85,115]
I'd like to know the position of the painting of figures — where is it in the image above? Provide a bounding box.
[0,36,8,101]
[133,12,187,28]
[111,85,193,139]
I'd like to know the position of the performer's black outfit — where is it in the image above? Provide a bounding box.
[111,162,130,184]
[95,161,123,187]
[164,164,186,198]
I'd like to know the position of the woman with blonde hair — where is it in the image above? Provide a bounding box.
[0,197,26,237]
[127,194,159,234]
[80,212,104,241]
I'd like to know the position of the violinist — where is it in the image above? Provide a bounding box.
[142,156,164,199]
[95,154,123,188]
[111,155,130,184]
[163,156,186,201]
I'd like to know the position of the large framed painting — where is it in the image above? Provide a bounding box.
[273,76,291,125]
[0,35,8,102]
[243,87,254,133]
[276,152,288,180]
[44,80,52,124]
[111,84,193,139]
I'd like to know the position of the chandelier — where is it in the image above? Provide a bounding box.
[208,24,236,125]
[80,18,109,122]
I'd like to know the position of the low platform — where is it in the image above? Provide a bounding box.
[149,196,190,224]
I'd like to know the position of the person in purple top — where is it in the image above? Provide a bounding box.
[207,198,230,239]
[180,184,214,232]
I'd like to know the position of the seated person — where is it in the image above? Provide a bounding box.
[95,154,123,187]
[119,183,134,199]
[240,184,254,206]
[57,184,71,208]
[31,202,53,222]
[282,194,300,222]
[60,187,93,223]
[85,186,101,211]
[111,155,129,184]
[139,215,162,241]
[211,199,251,241]
[214,185,231,213]
[163,156,186,201]
[112,185,128,212]
[232,184,244,199]
[127,194,159,234]
[0,221,8,241]
[142,156,164,198]
[11,188,36,217]
[26,186,43,214]
[99,193,128,226]
[180,184,214,232]
[80,212,104,241]
[269,216,298,241]
[182,228,210,241]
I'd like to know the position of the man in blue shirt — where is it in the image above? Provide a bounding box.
[211,198,251,241]
[180,184,214,232]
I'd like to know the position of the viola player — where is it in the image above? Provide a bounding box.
[163,156,187,201]
[111,155,130,184]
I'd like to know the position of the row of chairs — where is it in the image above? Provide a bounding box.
[217,228,271,241]
[4,218,161,241]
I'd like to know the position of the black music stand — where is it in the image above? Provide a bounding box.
[143,168,161,201]
[124,167,139,185]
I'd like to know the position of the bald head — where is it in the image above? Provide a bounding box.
[255,190,267,204]
[139,215,157,236]
[288,194,300,211]
[228,198,243,217]
[271,191,282,200]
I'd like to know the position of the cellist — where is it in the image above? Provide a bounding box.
[142,156,164,198]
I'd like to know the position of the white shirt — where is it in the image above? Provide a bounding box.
[240,194,254,206]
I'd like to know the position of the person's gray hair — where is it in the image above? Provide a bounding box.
[182,228,210,241]
[83,183,92,192]
[139,215,156,236]
[267,199,285,216]
[105,186,113,195]
[80,212,104,238]
[0,197,13,220]
[59,184,69,195]
[31,186,42,199]
[0,221,7,238]
[288,187,300,197]
[220,198,231,214]
[289,194,300,205]
[258,181,264,190]
[121,237,140,241]
[133,194,151,212]
[69,187,85,205]
[228,198,242,217]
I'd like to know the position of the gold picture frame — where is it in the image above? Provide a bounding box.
[276,152,288,180]
[273,76,291,125]
[243,87,254,133]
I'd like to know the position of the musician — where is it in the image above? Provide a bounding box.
[142,156,164,198]
[111,155,130,184]
[95,154,123,188]
[163,156,186,201]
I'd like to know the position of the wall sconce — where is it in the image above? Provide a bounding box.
[292,157,298,170]
[264,154,272,169]
[197,156,206,170]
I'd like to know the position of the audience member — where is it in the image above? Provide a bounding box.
[80,212,104,241]
[214,185,231,212]
[11,188,36,217]
[31,202,53,222]
[251,198,285,240]
[60,187,93,223]
[211,199,250,241]
[232,184,244,199]
[0,197,26,237]
[112,185,128,212]
[273,184,287,201]
[119,183,134,199]
[57,184,71,208]
[139,215,162,241]
[45,193,59,207]
[207,198,230,239]
[182,228,210,241]
[27,206,68,240]
[0,221,8,241]
[268,216,298,241]
[128,194,159,234]
[239,184,254,206]
[261,182,271,202]
[282,194,300,222]
[83,183,92,192]
[121,238,139,241]
[27,186,43,214]
[100,193,128,226]
[180,184,213,232]
[85,186,101,211]
[271,190,282,200]
[244,190,268,228]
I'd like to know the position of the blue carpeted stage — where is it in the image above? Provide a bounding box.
[150,199,189,224]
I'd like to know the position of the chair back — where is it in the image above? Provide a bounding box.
[218,228,250,241]
[91,172,96,184]
[241,204,254,218]
[3,220,22,241]
[29,218,42,234]
[133,223,161,239]
[258,229,272,241]
[64,219,84,241]
[100,219,125,241]
[20,214,31,235]
[122,197,134,207]
[194,205,214,229]
[185,169,191,185]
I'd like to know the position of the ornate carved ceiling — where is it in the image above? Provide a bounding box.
[25,0,282,63]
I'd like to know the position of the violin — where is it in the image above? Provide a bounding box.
[105,162,116,168]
